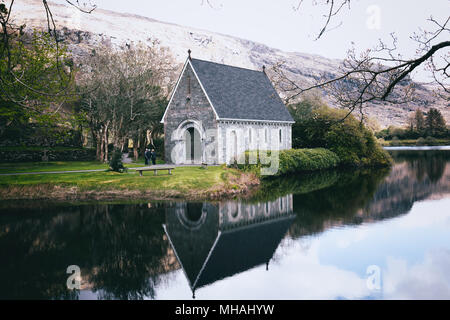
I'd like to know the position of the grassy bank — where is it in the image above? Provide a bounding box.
[0,164,259,201]
[379,138,450,147]
[0,144,391,201]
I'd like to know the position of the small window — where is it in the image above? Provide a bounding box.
[279,129,282,143]
[265,128,268,143]
[249,128,252,143]
[187,75,191,95]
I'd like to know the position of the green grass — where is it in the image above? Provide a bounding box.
[0,161,107,173]
[0,161,151,174]
[130,158,166,166]
[0,165,239,195]
[0,158,169,174]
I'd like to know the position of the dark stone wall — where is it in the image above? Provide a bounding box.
[0,148,96,162]
[163,63,218,164]
[0,124,82,148]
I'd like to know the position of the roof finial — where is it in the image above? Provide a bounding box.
[188,49,192,60]
[262,65,266,74]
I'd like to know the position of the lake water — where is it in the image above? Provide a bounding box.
[1,150,449,300]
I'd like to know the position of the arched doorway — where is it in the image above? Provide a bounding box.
[185,127,202,164]
[176,202,208,231]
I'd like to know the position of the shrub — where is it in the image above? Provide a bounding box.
[416,137,426,146]
[234,148,340,178]
[390,136,400,146]
[425,136,437,145]
[288,98,392,167]
[109,149,127,173]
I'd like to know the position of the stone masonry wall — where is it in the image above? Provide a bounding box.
[218,121,292,164]
[0,148,96,162]
[163,62,218,164]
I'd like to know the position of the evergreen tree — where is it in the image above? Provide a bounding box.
[425,108,446,137]
[414,109,425,133]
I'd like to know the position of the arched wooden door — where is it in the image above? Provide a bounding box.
[185,127,202,164]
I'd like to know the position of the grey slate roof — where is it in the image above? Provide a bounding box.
[193,215,295,290]
[164,213,295,291]
[190,58,294,122]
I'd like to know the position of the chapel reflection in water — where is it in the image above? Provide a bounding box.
[163,195,295,298]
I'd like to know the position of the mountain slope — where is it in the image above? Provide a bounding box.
[12,0,448,128]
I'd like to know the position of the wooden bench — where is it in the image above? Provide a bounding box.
[136,165,175,176]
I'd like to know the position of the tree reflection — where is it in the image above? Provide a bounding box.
[391,150,449,183]
[0,151,448,299]
[0,203,170,300]
[289,169,389,238]
[253,150,450,239]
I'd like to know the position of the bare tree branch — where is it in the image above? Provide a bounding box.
[65,0,96,13]
[272,15,450,120]
[293,0,351,40]
[1,0,96,104]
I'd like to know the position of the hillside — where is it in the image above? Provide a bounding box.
[11,0,449,128]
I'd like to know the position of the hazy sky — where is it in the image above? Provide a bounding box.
[53,0,449,80]
[77,0,448,56]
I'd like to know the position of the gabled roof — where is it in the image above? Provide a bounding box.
[190,58,294,122]
[192,215,295,290]
[164,214,295,292]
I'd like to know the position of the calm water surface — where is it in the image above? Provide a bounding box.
[1,150,449,299]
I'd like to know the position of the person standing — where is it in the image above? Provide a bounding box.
[144,148,150,165]
[150,149,157,165]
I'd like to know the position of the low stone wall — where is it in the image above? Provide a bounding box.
[0,148,96,162]
[1,124,83,148]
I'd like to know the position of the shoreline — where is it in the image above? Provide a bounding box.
[0,187,253,202]
[383,145,450,151]
[0,145,413,202]
[0,172,261,202]
[0,185,258,202]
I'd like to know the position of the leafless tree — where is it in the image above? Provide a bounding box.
[78,43,177,162]
[293,0,351,40]
[271,10,449,121]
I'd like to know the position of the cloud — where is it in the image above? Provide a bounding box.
[383,249,450,299]
[391,198,450,230]
[155,239,371,300]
